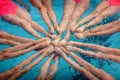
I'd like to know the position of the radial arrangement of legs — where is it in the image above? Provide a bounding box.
[0,0,120,80]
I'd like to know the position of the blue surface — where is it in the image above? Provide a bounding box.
[0,0,120,80]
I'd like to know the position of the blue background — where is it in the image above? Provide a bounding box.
[0,0,120,80]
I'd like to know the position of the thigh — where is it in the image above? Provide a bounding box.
[2,14,27,27]
[16,7,31,20]
[2,14,22,25]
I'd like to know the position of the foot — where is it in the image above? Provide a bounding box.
[59,26,65,33]
[49,27,54,34]
[76,27,85,33]
[51,37,60,46]
[54,25,61,34]
[58,39,67,46]
[70,26,77,32]
[75,32,86,39]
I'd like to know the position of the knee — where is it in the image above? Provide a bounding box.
[19,20,31,27]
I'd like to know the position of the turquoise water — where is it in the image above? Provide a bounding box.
[0,0,120,80]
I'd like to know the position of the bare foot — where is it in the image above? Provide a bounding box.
[70,26,77,32]
[51,37,60,46]
[76,27,85,33]
[58,39,67,46]
[59,26,65,33]
[49,27,54,34]
[75,33,86,39]
[54,25,61,34]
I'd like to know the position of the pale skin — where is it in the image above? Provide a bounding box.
[0,45,54,80]
[71,0,109,32]
[70,0,110,32]
[59,0,76,33]
[75,5,120,33]
[61,47,114,80]
[54,47,99,80]
[2,7,47,38]
[0,38,20,46]
[70,0,120,33]
[75,20,120,38]
[0,48,46,80]
[65,45,120,63]
[51,0,76,46]
[37,54,55,80]
[42,0,60,34]
[8,45,54,80]
[0,30,34,43]
[45,55,59,80]
[30,0,56,34]
[0,39,50,60]
[67,41,120,56]
[0,38,48,54]
[58,0,90,46]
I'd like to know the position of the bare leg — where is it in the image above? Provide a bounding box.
[58,0,90,46]
[7,45,54,80]
[59,0,76,33]
[0,30,34,43]
[0,40,50,60]
[16,7,54,38]
[0,38,47,54]
[39,6,54,34]
[85,26,120,37]
[0,38,20,46]
[75,26,119,38]
[55,47,99,80]
[30,0,54,34]
[43,0,60,33]
[66,46,120,63]
[2,14,42,38]
[0,48,46,80]
[71,0,109,32]
[62,47,114,80]
[37,54,55,80]
[76,6,120,32]
[45,56,59,80]
[85,20,120,33]
[67,41,120,56]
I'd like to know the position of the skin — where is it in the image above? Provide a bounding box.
[51,0,76,46]
[30,0,55,34]
[0,38,48,54]
[0,39,50,60]
[61,47,114,80]
[8,45,54,80]
[45,55,59,80]
[76,6,120,33]
[0,38,20,46]
[0,45,54,80]
[37,54,55,80]
[70,0,110,32]
[59,0,76,33]
[58,0,90,46]
[67,41,120,56]
[5,6,54,38]
[42,0,60,33]
[65,45,120,63]
[0,48,46,80]
[54,47,99,80]
[75,20,120,38]
[2,7,42,38]
[0,30,34,43]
